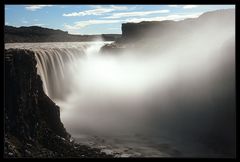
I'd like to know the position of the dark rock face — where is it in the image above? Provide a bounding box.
[121,9,234,43]
[101,9,234,55]
[121,20,178,42]
[4,49,112,158]
[5,48,69,141]
[5,25,121,43]
[100,43,125,55]
[99,9,236,157]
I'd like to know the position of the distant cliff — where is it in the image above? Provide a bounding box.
[5,25,121,43]
[121,9,234,42]
[101,9,235,54]
[4,49,112,158]
[99,8,236,157]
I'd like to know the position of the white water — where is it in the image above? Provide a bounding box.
[5,38,235,157]
[5,12,236,157]
[5,42,106,101]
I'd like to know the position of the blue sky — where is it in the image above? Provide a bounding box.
[5,5,235,35]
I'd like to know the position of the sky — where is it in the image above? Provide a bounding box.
[5,5,235,35]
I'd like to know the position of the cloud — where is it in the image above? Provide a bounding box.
[64,20,122,30]
[168,5,179,8]
[183,5,198,9]
[25,5,53,11]
[109,5,128,10]
[5,22,9,25]
[22,20,28,24]
[63,8,114,17]
[125,12,203,23]
[64,12,203,34]
[33,23,45,26]
[104,10,170,19]
[63,5,127,17]
[108,27,119,30]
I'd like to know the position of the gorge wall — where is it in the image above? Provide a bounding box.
[101,9,235,55]
[4,48,111,158]
[100,8,236,157]
[120,9,234,43]
[5,25,121,43]
[4,8,235,158]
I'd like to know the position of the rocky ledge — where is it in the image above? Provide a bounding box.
[4,48,113,158]
[5,25,121,43]
[100,9,234,55]
[100,43,126,55]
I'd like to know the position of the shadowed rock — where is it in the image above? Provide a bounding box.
[4,48,113,158]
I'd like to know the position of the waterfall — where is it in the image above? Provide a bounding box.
[5,36,235,157]
[34,47,86,100]
[5,42,107,101]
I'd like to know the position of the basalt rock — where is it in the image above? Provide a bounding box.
[5,25,121,43]
[121,9,234,43]
[100,43,125,55]
[105,9,235,55]
[4,48,112,158]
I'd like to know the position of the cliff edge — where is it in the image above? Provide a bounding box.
[4,49,112,158]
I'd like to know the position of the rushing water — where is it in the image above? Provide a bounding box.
[5,37,235,157]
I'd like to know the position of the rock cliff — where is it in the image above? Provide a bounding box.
[4,48,112,158]
[5,25,121,43]
[100,9,234,54]
[120,9,234,43]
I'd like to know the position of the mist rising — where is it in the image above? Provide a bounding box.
[6,9,235,158]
